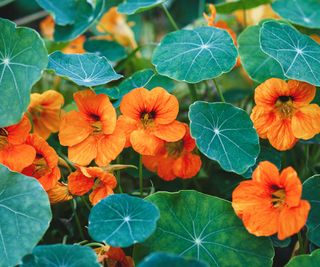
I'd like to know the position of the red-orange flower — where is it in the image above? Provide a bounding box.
[232,161,310,240]
[118,87,186,156]
[251,78,320,151]
[22,134,60,191]
[68,166,117,205]
[47,182,73,204]
[59,90,126,166]
[143,124,201,181]
[0,116,36,172]
[28,90,64,140]
[95,246,134,267]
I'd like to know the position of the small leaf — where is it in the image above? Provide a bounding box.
[48,51,122,87]
[118,0,167,15]
[216,0,272,14]
[285,249,320,267]
[88,194,160,247]
[189,101,260,174]
[272,0,320,29]
[152,27,238,83]
[0,164,52,267]
[260,20,320,86]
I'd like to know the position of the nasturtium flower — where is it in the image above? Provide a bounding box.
[232,161,310,240]
[118,87,186,156]
[251,78,320,151]
[59,90,125,166]
[68,166,117,205]
[39,15,54,39]
[94,246,134,267]
[47,182,73,204]
[0,116,36,172]
[143,124,201,181]
[28,90,64,140]
[22,134,61,191]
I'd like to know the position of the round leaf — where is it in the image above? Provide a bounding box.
[88,194,160,247]
[272,0,320,29]
[0,164,52,267]
[216,0,272,14]
[152,27,238,83]
[189,101,259,174]
[285,249,320,267]
[48,51,122,86]
[260,20,320,86]
[0,18,48,127]
[135,190,274,267]
[118,0,167,15]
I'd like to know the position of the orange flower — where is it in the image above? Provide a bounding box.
[95,246,134,267]
[39,16,55,39]
[143,124,201,181]
[22,134,60,191]
[68,166,117,205]
[118,87,186,156]
[47,182,73,204]
[0,116,36,172]
[28,90,64,140]
[59,90,126,166]
[251,78,320,151]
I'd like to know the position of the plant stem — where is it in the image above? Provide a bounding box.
[188,83,198,102]
[71,200,85,241]
[139,155,143,197]
[116,157,123,193]
[297,231,307,254]
[162,4,179,31]
[213,79,225,102]
[198,0,206,18]
[80,196,91,211]
[14,10,48,25]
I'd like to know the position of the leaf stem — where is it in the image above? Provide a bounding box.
[139,155,143,197]
[213,79,225,102]
[198,0,206,18]
[80,196,91,211]
[116,156,123,193]
[71,200,85,241]
[14,10,48,25]
[162,4,179,31]
[188,83,198,102]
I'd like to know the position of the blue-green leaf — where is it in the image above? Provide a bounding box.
[118,0,167,15]
[285,249,320,267]
[216,0,272,14]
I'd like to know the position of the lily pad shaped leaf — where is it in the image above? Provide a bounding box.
[216,0,272,14]
[189,101,259,174]
[260,20,320,86]
[88,194,160,247]
[272,0,320,29]
[135,190,274,267]
[302,175,320,247]
[118,0,167,15]
[0,18,48,127]
[285,248,320,267]
[152,27,238,83]
[238,24,285,83]
[0,164,52,267]
[48,51,122,87]
[21,244,100,267]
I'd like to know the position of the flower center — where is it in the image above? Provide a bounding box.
[0,128,8,149]
[90,114,103,134]
[33,154,49,177]
[30,105,43,118]
[275,96,294,118]
[271,188,286,208]
[165,140,184,157]
[140,111,156,128]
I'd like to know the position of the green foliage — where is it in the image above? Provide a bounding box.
[285,249,320,267]
[215,0,272,14]
[118,0,167,15]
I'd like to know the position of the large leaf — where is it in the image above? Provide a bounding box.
[272,0,320,29]
[0,164,52,267]
[118,0,167,15]
[48,51,122,87]
[0,18,48,127]
[88,194,160,247]
[188,101,259,174]
[135,190,274,266]
[302,175,320,247]
[216,0,272,14]
[260,20,320,86]
[152,27,238,83]
[0,0,14,7]
[285,249,320,267]
[238,23,285,83]
[21,244,100,267]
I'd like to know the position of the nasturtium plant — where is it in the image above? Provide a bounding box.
[285,249,320,267]
[152,27,238,83]
[0,165,52,267]
[215,0,272,13]
[118,0,167,15]
[88,194,160,247]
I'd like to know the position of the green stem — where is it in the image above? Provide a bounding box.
[85,242,105,248]
[162,4,179,31]
[116,157,123,193]
[213,79,225,102]
[241,0,247,28]
[80,196,91,211]
[14,10,48,25]
[71,200,85,241]
[188,83,198,102]
[297,231,307,254]
[198,0,206,18]
[139,155,143,197]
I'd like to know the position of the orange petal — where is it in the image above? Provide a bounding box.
[120,88,149,120]
[7,116,31,144]
[279,167,302,207]
[252,161,281,187]
[156,155,176,181]
[153,120,186,142]
[38,90,64,109]
[68,170,94,195]
[32,118,52,140]
[37,166,60,191]
[99,172,117,189]
[130,129,164,155]
[182,124,196,152]
[288,80,316,107]
[89,184,114,205]
[142,155,159,172]
[116,115,138,147]
[173,153,202,179]
[250,106,276,139]
[40,109,62,133]
[68,135,98,166]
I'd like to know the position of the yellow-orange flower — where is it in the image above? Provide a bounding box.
[251,78,320,151]
[59,90,126,166]
[94,246,134,267]
[28,90,64,140]
[0,116,36,172]
[143,124,201,181]
[232,161,310,240]
[47,182,73,204]
[39,16,55,39]
[118,87,186,156]
[22,134,60,191]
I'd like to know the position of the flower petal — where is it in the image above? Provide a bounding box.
[288,80,316,107]
[116,115,138,147]
[130,129,164,155]
[89,184,114,205]
[252,161,281,187]
[68,170,94,195]
[153,120,186,142]
[172,153,202,179]
[250,106,276,139]
[7,116,31,144]
[68,135,98,166]
[279,167,302,207]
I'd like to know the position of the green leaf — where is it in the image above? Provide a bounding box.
[84,39,126,62]
[21,244,100,267]
[48,51,122,87]
[134,190,274,267]
[54,0,104,42]
[88,194,160,247]
[0,18,48,127]
[0,164,52,267]
[0,0,14,7]
[138,252,209,267]
[118,0,167,15]
[302,175,320,247]
[270,235,291,248]
[152,27,238,83]
[285,249,320,267]
[272,0,320,29]
[238,24,285,83]
[216,0,272,14]
[260,20,320,86]
[188,101,259,174]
